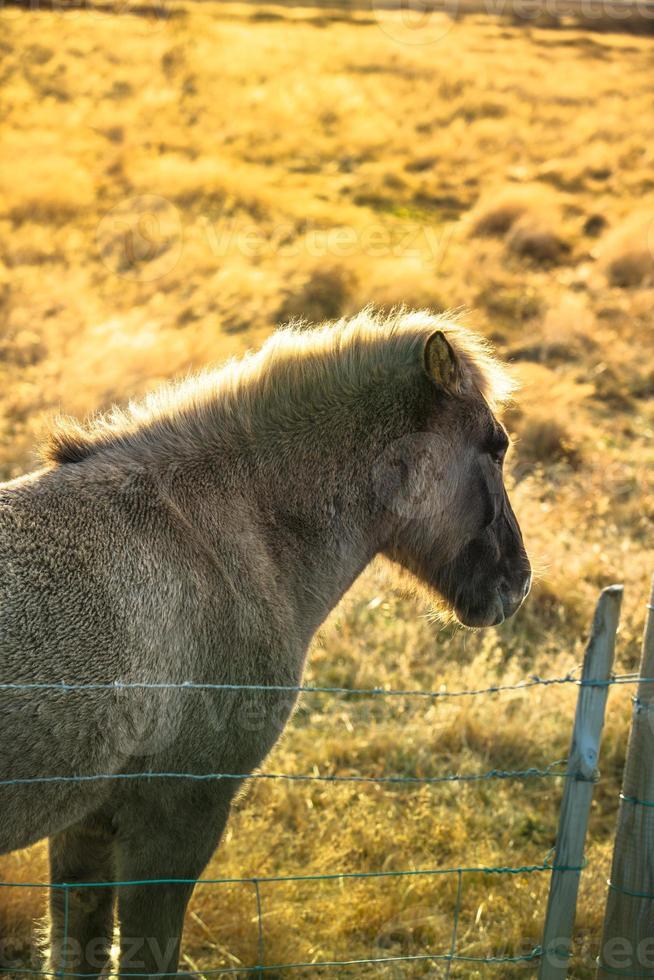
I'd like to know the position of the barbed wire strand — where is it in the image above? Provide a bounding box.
[0,859,585,892]
[0,761,573,790]
[0,671,647,699]
[0,674,598,695]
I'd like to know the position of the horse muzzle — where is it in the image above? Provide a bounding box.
[454,571,531,628]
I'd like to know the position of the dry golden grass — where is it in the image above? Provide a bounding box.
[469,185,563,237]
[1,2,654,977]
[596,211,654,289]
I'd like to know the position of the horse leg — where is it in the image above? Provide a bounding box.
[47,816,116,978]
[114,793,232,977]
[117,878,195,978]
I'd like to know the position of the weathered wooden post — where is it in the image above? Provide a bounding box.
[539,584,623,980]
[597,576,654,979]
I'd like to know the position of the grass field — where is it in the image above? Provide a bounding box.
[1,0,654,975]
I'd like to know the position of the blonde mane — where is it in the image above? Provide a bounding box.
[42,308,515,467]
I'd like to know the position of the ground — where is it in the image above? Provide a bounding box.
[0,1,653,976]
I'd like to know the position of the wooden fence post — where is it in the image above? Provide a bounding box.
[597,576,654,979]
[539,584,624,980]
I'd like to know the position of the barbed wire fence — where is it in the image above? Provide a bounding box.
[2,582,654,978]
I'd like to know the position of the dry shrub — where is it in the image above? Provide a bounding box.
[513,574,588,637]
[583,213,607,237]
[3,222,60,266]
[468,184,560,238]
[126,154,278,217]
[502,364,594,469]
[277,264,357,325]
[596,211,654,288]
[23,43,54,65]
[468,185,570,265]
[475,279,543,325]
[0,153,95,223]
[538,142,613,194]
[206,262,284,335]
[0,329,46,368]
[592,362,635,410]
[506,214,570,264]
[515,415,580,468]
[509,295,597,364]
[469,191,532,238]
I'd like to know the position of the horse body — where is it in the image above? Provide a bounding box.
[0,310,530,977]
[0,456,309,836]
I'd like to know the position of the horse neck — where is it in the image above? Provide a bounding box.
[162,414,389,643]
[248,432,384,639]
[161,364,422,640]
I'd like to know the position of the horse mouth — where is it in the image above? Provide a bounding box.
[453,590,506,629]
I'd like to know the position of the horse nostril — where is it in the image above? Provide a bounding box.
[498,574,530,616]
[497,581,511,615]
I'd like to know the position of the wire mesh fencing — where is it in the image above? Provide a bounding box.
[1,656,647,977]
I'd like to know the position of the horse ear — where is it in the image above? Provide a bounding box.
[424,331,461,393]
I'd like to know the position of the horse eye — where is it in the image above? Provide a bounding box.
[490,449,505,467]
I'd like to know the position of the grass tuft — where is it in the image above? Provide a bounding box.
[597,212,654,288]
